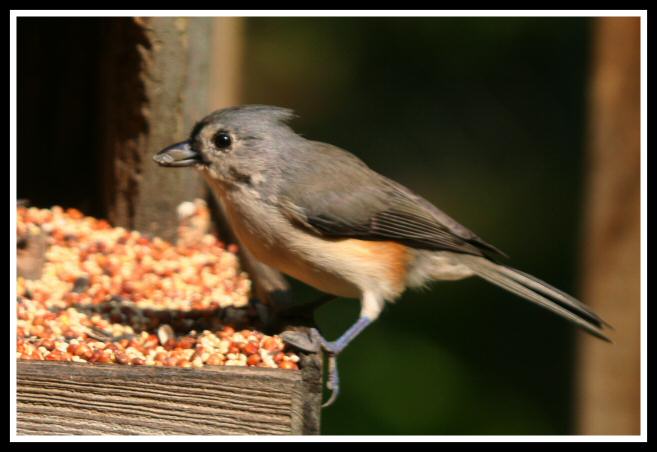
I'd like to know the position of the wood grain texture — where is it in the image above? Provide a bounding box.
[98,17,208,242]
[17,358,321,436]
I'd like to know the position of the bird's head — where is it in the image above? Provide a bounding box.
[153,105,300,187]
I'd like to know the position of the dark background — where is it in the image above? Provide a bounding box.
[18,17,595,434]
[241,17,591,435]
[18,18,105,217]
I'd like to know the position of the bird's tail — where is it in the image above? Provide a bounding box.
[458,255,612,342]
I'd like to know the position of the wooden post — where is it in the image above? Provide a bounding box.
[206,17,294,308]
[209,17,244,110]
[98,17,209,242]
[576,17,641,435]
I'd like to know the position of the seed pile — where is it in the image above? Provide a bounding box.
[16,204,299,370]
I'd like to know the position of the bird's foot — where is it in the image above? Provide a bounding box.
[281,317,372,408]
[280,328,325,353]
[280,327,342,408]
[280,327,347,354]
[323,353,340,408]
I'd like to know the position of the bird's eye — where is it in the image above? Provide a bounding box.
[213,131,232,149]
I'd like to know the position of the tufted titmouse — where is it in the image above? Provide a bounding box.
[154,105,611,406]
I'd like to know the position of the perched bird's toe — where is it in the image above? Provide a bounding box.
[280,328,342,407]
[322,354,341,408]
[280,328,323,353]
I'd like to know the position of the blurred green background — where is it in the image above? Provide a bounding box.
[241,17,591,435]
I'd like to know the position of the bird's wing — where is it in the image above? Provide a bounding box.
[278,142,507,261]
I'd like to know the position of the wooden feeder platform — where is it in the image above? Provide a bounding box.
[17,352,322,435]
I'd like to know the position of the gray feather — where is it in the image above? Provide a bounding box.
[459,255,611,341]
[278,141,506,260]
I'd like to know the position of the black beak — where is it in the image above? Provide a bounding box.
[153,141,204,167]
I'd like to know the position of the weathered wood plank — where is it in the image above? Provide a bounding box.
[576,17,641,435]
[17,359,321,435]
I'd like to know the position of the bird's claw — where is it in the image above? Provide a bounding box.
[280,328,323,353]
[281,328,341,408]
[322,353,340,408]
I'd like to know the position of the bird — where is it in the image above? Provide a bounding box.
[153,104,611,407]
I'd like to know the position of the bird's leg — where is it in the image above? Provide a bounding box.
[323,316,374,408]
[282,315,374,408]
[280,316,372,354]
[282,317,372,407]
[282,292,382,407]
[322,316,372,354]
